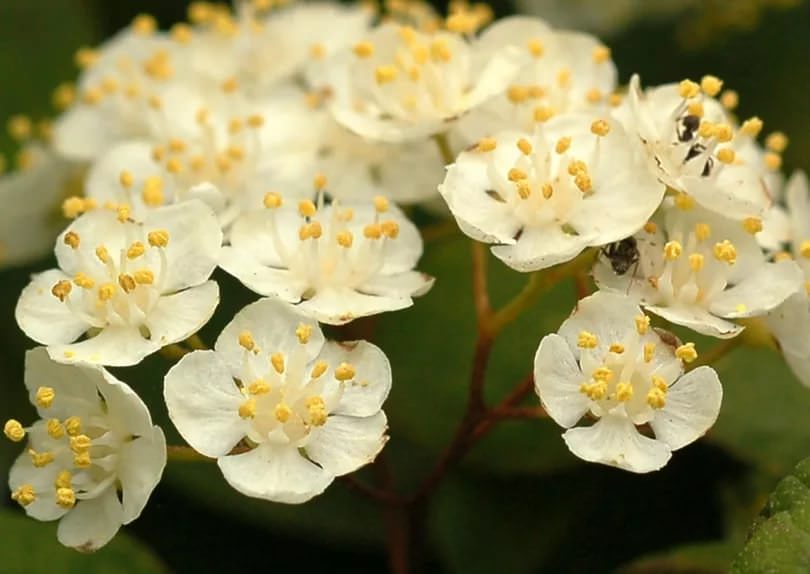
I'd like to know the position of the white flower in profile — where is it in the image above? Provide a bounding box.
[620,74,774,220]
[594,202,803,338]
[164,298,390,503]
[220,183,433,324]
[15,200,222,366]
[327,23,525,142]
[5,347,166,551]
[534,291,723,473]
[459,16,617,137]
[439,115,664,271]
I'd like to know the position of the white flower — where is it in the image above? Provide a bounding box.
[5,347,166,551]
[534,291,722,473]
[327,23,525,142]
[220,191,433,324]
[620,75,775,220]
[439,115,664,271]
[15,200,222,366]
[164,298,390,503]
[594,202,803,338]
[458,16,617,138]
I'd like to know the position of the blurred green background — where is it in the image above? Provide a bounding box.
[2,1,810,573]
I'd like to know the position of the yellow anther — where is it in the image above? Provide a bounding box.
[585,88,603,104]
[664,241,683,260]
[238,331,256,352]
[574,172,593,193]
[542,183,554,199]
[714,124,733,143]
[125,241,145,260]
[567,160,587,175]
[165,158,183,174]
[678,79,700,99]
[375,65,398,85]
[635,314,650,335]
[132,13,157,35]
[592,45,611,63]
[338,208,354,222]
[764,152,782,171]
[247,380,270,395]
[556,68,571,88]
[95,245,111,264]
[82,87,104,106]
[134,270,154,285]
[517,138,533,155]
[364,223,383,239]
[688,253,705,272]
[687,101,705,117]
[64,416,81,436]
[608,92,623,107]
[643,221,658,234]
[646,387,666,409]
[52,279,73,302]
[766,131,789,153]
[62,196,91,219]
[555,137,571,154]
[477,137,497,152]
[381,220,400,239]
[29,449,55,468]
[270,352,285,374]
[577,331,599,349]
[55,470,72,490]
[650,375,668,392]
[527,38,544,57]
[148,230,170,247]
[740,117,764,138]
[716,148,736,164]
[336,231,354,248]
[147,95,163,110]
[98,283,116,302]
[516,181,531,199]
[47,418,65,439]
[247,114,265,129]
[698,121,715,139]
[299,222,323,240]
[713,240,737,264]
[430,39,452,62]
[580,380,608,401]
[592,366,613,383]
[221,77,239,93]
[643,342,656,363]
[274,403,292,423]
[590,120,610,136]
[195,107,210,125]
[335,362,356,381]
[310,43,326,60]
[170,22,192,43]
[311,360,328,379]
[74,46,99,69]
[56,487,76,509]
[238,398,256,419]
[507,85,529,103]
[533,106,555,123]
[720,90,739,110]
[3,420,25,442]
[296,323,313,344]
[700,75,723,97]
[298,200,317,217]
[694,222,711,242]
[69,434,92,454]
[615,382,633,402]
[264,192,283,209]
[800,240,810,258]
[118,274,136,293]
[151,146,165,162]
[62,231,81,250]
[11,484,36,507]
[228,118,244,135]
[73,452,91,468]
[374,196,389,213]
[7,115,32,141]
[305,396,328,426]
[735,303,747,314]
[609,343,625,354]
[676,343,698,363]
[353,41,374,58]
[743,217,763,234]
[52,82,76,110]
[117,205,131,222]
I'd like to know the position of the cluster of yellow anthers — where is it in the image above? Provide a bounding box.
[575,316,697,411]
[234,325,360,434]
[674,75,787,173]
[4,391,95,510]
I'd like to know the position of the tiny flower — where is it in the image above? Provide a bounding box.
[534,291,723,473]
[327,23,525,142]
[164,298,390,503]
[620,75,772,220]
[219,192,433,324]
[15,200,222,366]
[439,115,664,271]
[594,203,803,338]
[6,347,166,551]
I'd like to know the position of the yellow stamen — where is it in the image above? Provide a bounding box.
[335,362,356,381]
[36,387,55,408]
[700,75,723,97]
[270,352,285,374]
[264,192,283,209]
[353,41,374,58]
[274,403,292,423]
[56,487,76,509]
[296,323,312,344]
[64,416,81,436]
[375,65,398,85]
[134,270,154,285]
[695,223,711,241]
[3,419,25,442]
[643,342,656,363]
[47,418,65,439]
[311,361,328,379]
[51,280,72,302]
[305,396,328,426]
[678,79,700,99]
[70,434,92,454]
[635,315,650,335]
[555,137,571,154]
[517,138,533,155]
[664,241,682,260]
[766,131,788,153]
[590,120,610,136]
[477,137,496,152]
[238,398,256,419]
[689,253,705,272]
[55,470,72,489]
[29,449,55,468]
[609,343,624,354]
[577,331,598,349]
[675,343,698,363]
[148,230,170,248]
[239,331,256,352]
[713,240,737,264]
[740,117,763,137]
[592,45,611,63]
[615,382,633,402]
[743,217,763,234]
[11,484,36,506]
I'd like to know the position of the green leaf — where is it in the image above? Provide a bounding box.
[731,456,810,573]
[0,508,168,574]
[619,541,736,574]
[374,236,579,476]
[710,346,810,475]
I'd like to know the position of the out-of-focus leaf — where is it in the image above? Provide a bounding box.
[710,346,810,475]
[731,456,810,573]
[0,508,168,574]
[619,541,736,574]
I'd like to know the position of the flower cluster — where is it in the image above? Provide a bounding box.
[3,0,808,553]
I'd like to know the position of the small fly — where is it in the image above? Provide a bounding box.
[601,237,640,276]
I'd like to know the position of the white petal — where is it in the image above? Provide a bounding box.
[297,287,412,325]
[145,281,219,347]
[306,412,388,476]
[645,304,743,339]
[16,269,88,345]
[317,341,392,417]
[54,210,127,276]
[56,488,124,551]
[710,260,803,318]
[359,271,435,299]
[219,246,307,301]
[533,334,590,428]
[49,326,159,367]
[24,347,105,419]
[217,443,333,504]
[650,366,722,451]
[164,350,247,457]
[330,104,446,143]
[84,141,163,216]
[215,298,325,376]
[8,451,70,522]
[117,426,167,524]
[557,291,642,354]
[491,225,591,272]
[52,106,120,161]
[563,415,672,473]
[465,45,527,110]
[96,369,156,439]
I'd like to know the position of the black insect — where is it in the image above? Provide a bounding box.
[602,237,640,276]
[677,114,701,142]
